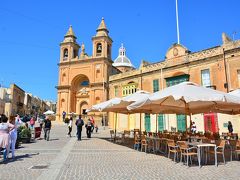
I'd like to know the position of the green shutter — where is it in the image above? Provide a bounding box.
[144,114,151,132]
[166,74,189,87]
[166,75,189,132]
[177,114,186,132]
[158,114,164,132]
[153,79,159,92]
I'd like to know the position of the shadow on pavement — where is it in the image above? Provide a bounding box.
[0,153,39,164]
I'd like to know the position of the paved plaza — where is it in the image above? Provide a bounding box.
[0,123,240,180]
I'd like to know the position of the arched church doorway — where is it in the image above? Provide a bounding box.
[80,101,88,115]
[70,74,90,115]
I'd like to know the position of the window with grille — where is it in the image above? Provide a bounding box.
[201,69,211,87]
[122,82,137,96]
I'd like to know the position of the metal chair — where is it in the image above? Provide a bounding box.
[209,140,226,164]
[167,140,180,162]
[141,135,148,153]
[177,141,199,166]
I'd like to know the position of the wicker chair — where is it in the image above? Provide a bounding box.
[177,141,199,166]
[167,140,180,162]
[235,140,240,160]
[229,140,237,161]
[133,133,141,151]
[110,130,114,141]
[209,139,226,164]
[141,135,148,153]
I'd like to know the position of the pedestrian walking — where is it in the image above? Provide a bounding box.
[0,114,14,161]
[68,117,73,137]
[62,111,66,122]
[228,121,233,134]
[86,119,92,138]
[75,115,84,141]
[90,116,95,133]
[95,124,98,133]
[30,116,35,130]
[43,116,51,141]
[8,115,22,159]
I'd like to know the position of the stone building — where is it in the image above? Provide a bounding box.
[2,84,25,117]
[109,33,240,134]
[56,19,240,133]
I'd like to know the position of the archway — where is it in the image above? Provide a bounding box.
[70,74,90,114]
[80,101,88,115]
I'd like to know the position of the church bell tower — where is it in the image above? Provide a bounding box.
[92,18,112,59]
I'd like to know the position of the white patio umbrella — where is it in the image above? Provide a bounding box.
[229,89,240,97]
[87,90,150,113]
[87,90,151,139]
[128,82,240,131]
[43,110,55,115]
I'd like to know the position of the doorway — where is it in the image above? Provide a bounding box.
[204,113,219,133]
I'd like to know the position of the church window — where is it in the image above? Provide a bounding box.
[107,45,111,57]
[81,81,89,86]
[96,43,102,54]
[73,49,78,58]
[63,49,68,59]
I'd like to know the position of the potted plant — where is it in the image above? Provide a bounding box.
[18,126,31,143]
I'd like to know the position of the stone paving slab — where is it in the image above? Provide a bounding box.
[0,124,240,180]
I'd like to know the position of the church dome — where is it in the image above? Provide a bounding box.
[113,44,134,68]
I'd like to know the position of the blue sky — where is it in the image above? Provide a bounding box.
[0,0,240,101]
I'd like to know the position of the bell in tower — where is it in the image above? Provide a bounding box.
[92,18,113,59]
[60,25,80,62]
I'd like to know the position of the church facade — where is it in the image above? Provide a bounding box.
[56,19,240,134]
[56,19,119,123]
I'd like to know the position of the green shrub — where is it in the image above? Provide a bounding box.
[19,127,31,138]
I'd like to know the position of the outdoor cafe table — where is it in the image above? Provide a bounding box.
[146,137,168,154]
[188,142,217,168]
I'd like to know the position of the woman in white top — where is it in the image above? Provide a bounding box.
[9,115,22,159]
[68,117,73,137]
[0,114,14,161]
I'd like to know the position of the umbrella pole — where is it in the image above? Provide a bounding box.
[189,113,192,132]
[156,114,158,133]
[114,113,117,142]
[128,113,130,130]
[139,113,142,140]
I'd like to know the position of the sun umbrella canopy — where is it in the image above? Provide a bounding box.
[87,90,150,113]
[128,82,240,115]
[229,89,240,97]
[86,98,122,112]
[43,110,55,115]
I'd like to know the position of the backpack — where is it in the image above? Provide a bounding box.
[77,119,83,127]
